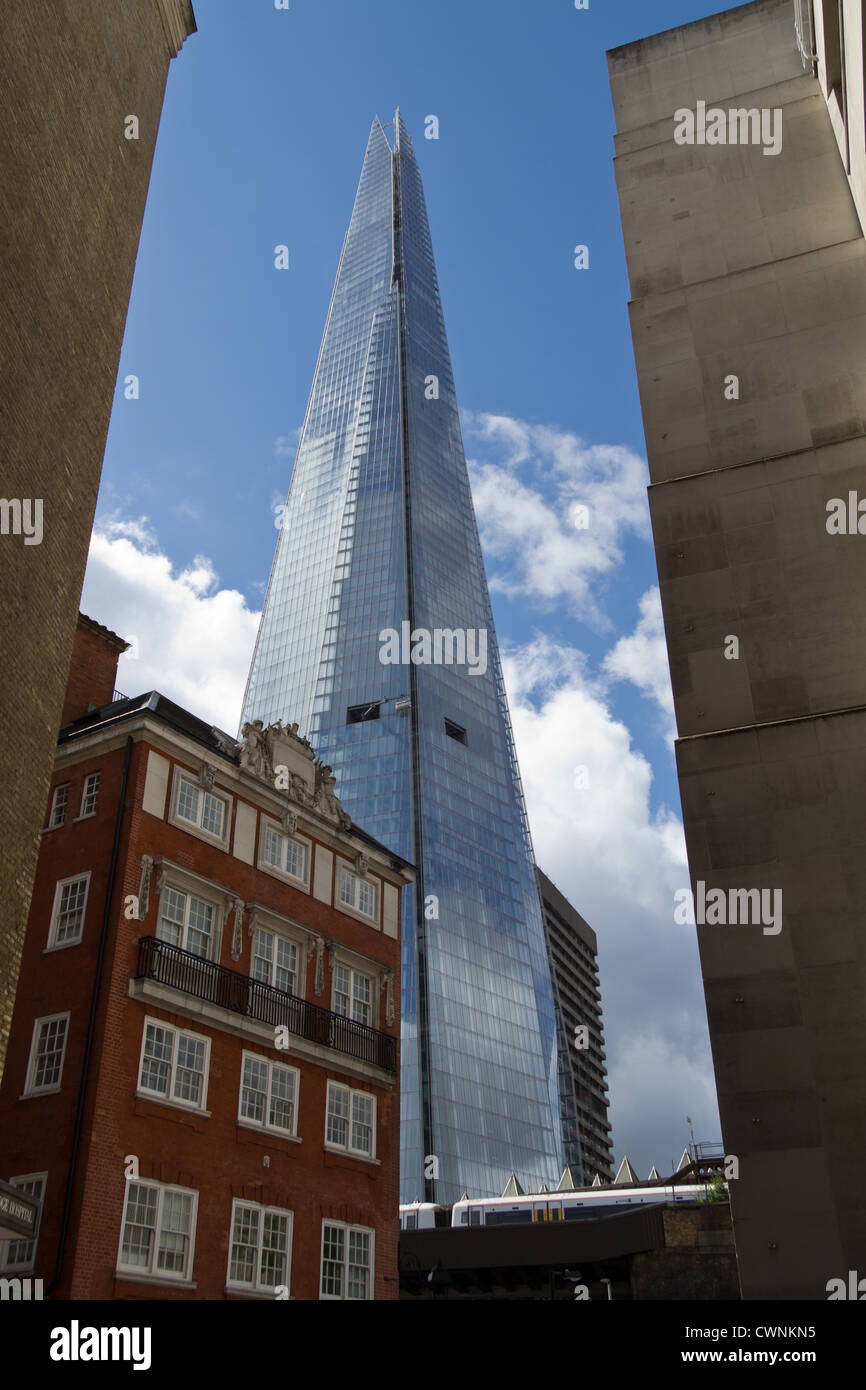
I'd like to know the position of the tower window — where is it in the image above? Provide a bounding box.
[347,703,380,724]
[444,719,467,745]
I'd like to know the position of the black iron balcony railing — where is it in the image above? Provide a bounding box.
[135,936,397,1073]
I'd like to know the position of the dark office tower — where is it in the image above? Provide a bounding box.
[536,869,614,1186]
[242,112,562,1202]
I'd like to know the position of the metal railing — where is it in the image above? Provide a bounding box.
[135,936,397,1072]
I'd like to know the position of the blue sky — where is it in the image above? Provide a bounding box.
[84,0,759,1181]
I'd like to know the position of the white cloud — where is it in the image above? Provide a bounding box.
[81,516,260,734]
[464,412,651,627]
[502,635,717,1175]
[603,586,677,745]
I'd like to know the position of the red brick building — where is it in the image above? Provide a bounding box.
[0,615,412,1300]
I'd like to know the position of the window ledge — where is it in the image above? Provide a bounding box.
[224,1284,293,1300]
[113,1270,197,1290]
[168,812,230,854]
[72,813,97,823]
[323,1144,380,1166]
[43,940,82,955]
[236,1118,301,1144]
[257,861,311,894]
[135,1088,211,1119]
[336,900,381,930]
[19,1086,61,1100]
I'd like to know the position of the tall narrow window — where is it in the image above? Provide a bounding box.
[251,927,299,995]
[175,775,226,840]
[261,824,307,882]
[320,1221,374,1300]
[47,873,91,949]
[326,1082,376,1157]
[158,885,214,959]
[338,868,378,921]
[25,1014,70,1094]
[48,785,69,829]
[137,1019,210,1111]
[333,963,373,1025]
[79,772,100,818]
[238,1053,298,1136]
[227,1201,292,1294]
[117,1180,197,1282]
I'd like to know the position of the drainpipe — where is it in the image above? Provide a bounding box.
[47,735,133,1296]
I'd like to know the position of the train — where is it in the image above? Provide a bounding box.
[400,1180,715,1230]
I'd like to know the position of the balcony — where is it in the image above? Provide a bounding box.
[134,936,397,1073]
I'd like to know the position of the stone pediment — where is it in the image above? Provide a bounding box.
[236,720,351,831]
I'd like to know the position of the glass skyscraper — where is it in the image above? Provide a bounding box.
[241,111,562,1202]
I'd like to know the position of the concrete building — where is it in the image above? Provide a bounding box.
[536,869,614,1185]
[0,0,196,1085]
[0,618,412,1300]
[608,0,866,1299]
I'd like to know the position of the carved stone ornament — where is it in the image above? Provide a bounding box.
[310,935,325,996]
[354,853,369,878]
[314,760,352,830]
[382,967,395,1027]
[137,854,154,921]
[236,719,352,832]
[230,898,245,962]
[236,720,275,782]
[198,762,217,790]
[281,807,298,837]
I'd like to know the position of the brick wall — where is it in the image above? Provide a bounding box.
[0,731,403,1299]
[61,616,129,725]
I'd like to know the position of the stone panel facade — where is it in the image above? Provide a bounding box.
[0,1,195,1082]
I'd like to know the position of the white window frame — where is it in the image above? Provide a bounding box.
[23,1013,70,1096]
[156,878,220,962]
[320,1220,374,1301]
[226,1199,293,1296]
[116,1178,198,1284]
[168,766,231,851]
[0,1173,47,1274]
[337,862,379,924]
[325,1081,376,1159]
[257,817,311,890]
[331,959,376,1027]
[77,771,101,819]
[48,784,69,829]
[136,1016,211,1112]
[152,859,234,964]
[46,871,91,951]
[251,924,301,997]
[238,1051,299,1137]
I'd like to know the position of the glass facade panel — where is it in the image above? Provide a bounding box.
[241,112,561,1201]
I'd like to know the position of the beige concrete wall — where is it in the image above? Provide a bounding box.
[609,0,866,1298]
[0,1,195,1082]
